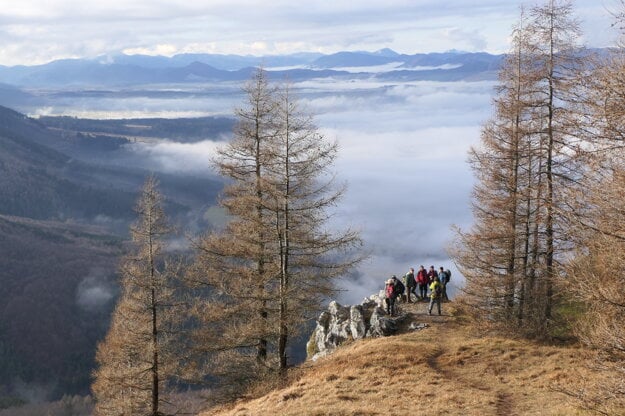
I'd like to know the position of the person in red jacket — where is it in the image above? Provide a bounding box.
[416,265,429,300]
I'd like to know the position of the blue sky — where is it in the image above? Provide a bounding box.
[0,0,620,66]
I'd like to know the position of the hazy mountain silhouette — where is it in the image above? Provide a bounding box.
[0,50,504,87]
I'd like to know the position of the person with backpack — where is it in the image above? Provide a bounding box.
[439,266,450,301]
[404,267,417,302]
[391,275,405,304]
[384,278,397,316]
[416,265,429,300]
[428,276,443,316]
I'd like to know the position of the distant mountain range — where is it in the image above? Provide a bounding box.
[0,49,504,87]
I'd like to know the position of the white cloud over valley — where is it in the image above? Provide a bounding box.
[63,77,495,303]
[129,140,221,174]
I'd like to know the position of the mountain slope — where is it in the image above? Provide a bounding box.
[0,214,122,401]
[0,106,224,405]
[202,303,620,416]
[0,106,137,220]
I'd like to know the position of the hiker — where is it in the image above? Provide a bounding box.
[439,266,450,301]
[416,265,429,300]
[391,275,405,304]
[404,267,417,302]
[428,276,442,316]
[427,265,438,283]
[384,278,397,316]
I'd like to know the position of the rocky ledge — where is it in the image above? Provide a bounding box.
[307,291,428,361]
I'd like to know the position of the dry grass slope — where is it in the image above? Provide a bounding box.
[201,302,621,416]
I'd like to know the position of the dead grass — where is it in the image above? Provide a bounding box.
[200,301,621,416]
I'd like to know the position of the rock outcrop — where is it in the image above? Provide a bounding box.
[307,291,407,361]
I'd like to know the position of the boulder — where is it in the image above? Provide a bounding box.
[349,305,366,339]
[409,322,429,331]
[307,294,407,361]
[367,306,397,337]
[307,301,353,361]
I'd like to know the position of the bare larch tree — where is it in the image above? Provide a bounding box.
[92,177,183,416]
[190,69,361,392]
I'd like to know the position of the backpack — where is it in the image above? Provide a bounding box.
[434,284,442,297]
[385,284,395,299]
[406,272,416,287]
[445,269,451,283]
[394,279,405,296]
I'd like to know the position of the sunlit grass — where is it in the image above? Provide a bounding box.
[201,302,618,416]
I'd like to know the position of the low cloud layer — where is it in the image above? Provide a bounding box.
[311,81,491,303]
[129,140,222,175]
[38,77,493,305]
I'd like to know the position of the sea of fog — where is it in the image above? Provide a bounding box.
[31,77,496,304]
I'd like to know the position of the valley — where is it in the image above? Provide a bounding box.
[0,49,497,408]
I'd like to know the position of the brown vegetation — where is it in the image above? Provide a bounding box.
[451,0,625,409]
[452,0,584,337]
[200,302,621,416]
[188,68,361,394]
[92,177,186,416]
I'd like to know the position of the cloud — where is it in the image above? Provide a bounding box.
[32,75,492,304]
[129,140,221,175]
[441,27,488,52]
[0,1,615,65]
[299,80,493,304]
[76,267,116,311]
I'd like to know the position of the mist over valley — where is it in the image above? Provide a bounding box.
[0,50,497,406]
[4,50,498,301]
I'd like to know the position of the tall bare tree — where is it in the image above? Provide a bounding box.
[453,0,583,336]
[527,0,583,324]
[561,4,625,410]
[93,177,183,416]
[452,7,535,329]
[267,84,362,371]
[190,70,361,388]
[188,69,279,393]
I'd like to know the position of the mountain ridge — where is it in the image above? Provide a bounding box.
[0,50,505,87]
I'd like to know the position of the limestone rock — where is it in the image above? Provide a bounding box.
[349,305,366,339]
[367,306,397,337]
[307,294,407,361]
[408,322,429,331]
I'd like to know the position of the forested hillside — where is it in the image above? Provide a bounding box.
[0,215,122,402]
[0,106,136,220]
[0,105,226,407]
[39,115,235,144]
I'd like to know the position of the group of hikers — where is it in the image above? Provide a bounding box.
[384,265,451,317]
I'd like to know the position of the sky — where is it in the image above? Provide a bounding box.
[0,0,621,66]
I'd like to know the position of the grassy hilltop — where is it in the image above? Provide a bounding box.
[201,301,620,416]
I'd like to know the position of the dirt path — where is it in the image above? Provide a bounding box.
[396,299,518,416]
